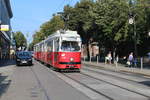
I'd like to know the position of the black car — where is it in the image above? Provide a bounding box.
[16,51,33,66]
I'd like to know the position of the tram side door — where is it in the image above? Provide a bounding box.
[47,40,53,65]
[53,38,59,66]
[52,40,55,66]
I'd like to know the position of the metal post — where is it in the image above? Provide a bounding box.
[90,56,91,62]
[134,16,138,57]
[97,56,99,64]
[84,56,86,62]
[115,56,118,68]
[141,57,143,70]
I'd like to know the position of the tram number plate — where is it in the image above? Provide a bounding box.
[69,66,75,68]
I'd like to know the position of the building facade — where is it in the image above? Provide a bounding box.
[0,0,13,60]
[81,42,99,58]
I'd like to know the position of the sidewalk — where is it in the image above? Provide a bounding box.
[82,61,150,77]
[0,60,15,97]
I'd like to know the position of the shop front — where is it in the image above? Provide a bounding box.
[0,32,10,60]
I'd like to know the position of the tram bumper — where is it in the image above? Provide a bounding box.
[59,62,81,69]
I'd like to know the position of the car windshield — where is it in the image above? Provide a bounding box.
[18,52,31,58]
[61,41,80,52]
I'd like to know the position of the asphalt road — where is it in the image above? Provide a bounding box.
[0,60,150,100]
[0,61,92,100]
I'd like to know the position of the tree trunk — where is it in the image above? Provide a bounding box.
[112,47,116,63]
[86,42,90,61]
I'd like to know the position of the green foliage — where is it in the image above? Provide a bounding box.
[64,0,95,43]
[63,0,150,56]
[32,15,64,47]
[40,16,64,37]
[14,31,27,50]
[30,0,150,56]
[28,42,34,51]
[63,0,95,59]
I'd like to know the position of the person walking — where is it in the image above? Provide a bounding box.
[133,58,137,67]
[128,52,134,67]
[105,51,112,64]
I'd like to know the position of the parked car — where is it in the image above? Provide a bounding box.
[16,51,33,66]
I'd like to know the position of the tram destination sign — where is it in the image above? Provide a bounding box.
[63,37,77,41]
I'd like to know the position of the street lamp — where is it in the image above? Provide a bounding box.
[148,32,150,37]
[129,14,137,57]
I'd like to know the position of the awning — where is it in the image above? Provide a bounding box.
[0,31,11,42]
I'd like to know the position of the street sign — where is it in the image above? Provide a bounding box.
[0,25,9,31]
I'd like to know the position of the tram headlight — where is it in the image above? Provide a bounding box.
[70,58,74,62]
[61,53,65,57]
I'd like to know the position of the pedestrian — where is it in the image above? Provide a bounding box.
[107,51,112,64]
[105,51,112,64]
[133,58,137,67]
[128,52,134,67]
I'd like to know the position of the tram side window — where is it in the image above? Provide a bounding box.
[41,44,44,52]
[54,39,59,52]
[39,45,41,52]
[47,41,53,52]
[44,44,47,52]
[38,46,40,52]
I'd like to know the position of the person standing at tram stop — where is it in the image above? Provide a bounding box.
[128,52,134,67]
[107,51,112,64]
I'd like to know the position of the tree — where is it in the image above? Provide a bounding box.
[14,31,27,50]
[40,15,64,37]
[32,15,64,47]
[28,42,34,51]
[63,0,95,60]
[81,0,133,57]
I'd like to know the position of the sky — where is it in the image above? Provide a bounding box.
[10,0,79,44]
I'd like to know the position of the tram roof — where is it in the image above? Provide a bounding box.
[46,30,80,40]
[35,30,81,46]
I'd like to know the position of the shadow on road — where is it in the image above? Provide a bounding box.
[139,81,150,87]
[0,60,16,67]
[0,75,11,98]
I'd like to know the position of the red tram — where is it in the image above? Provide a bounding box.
[34,30,82,71]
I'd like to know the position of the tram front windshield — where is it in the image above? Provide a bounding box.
[61,41,80,52]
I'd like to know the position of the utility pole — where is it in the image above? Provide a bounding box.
[129,0,138,57]
[57,12,69,30]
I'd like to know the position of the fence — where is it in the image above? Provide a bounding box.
[82,56,150,70]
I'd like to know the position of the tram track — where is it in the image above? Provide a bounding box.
[79,71,150,99]
[61,72,114,100]
[46,66,150,100]
[84,64,150,80]
[35,61,150,100]
[59,71,150,100]
[83,67,150,86]
[60,68,150,100]
[36,61,111,100]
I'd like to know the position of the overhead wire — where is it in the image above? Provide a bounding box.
[54,0,76,14]
[54,0,66,14]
